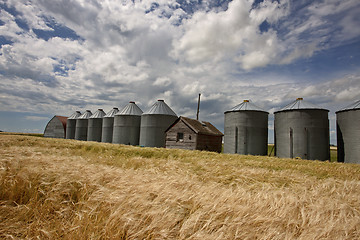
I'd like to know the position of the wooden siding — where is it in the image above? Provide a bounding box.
[166,120,197,150]
[166,119,223,152]
[196,134,222,153]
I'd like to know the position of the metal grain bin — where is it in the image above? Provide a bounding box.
[101,107,119,143]
[224,100,268,155]
[274,98,330,160]
[66,111,81,139]
[87,109,106,142]
[139,100,178,147]
[336,100,360,164]
[113,102,143,145]
[75,110,92,141]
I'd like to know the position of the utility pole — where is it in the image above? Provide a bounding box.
[196,93,201,120]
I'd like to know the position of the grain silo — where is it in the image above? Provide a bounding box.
[113,102,143,145]
[66,111,81,139]
[336,100,360,164]
[101,107,119,143]
[139,100,178,147]
[87,109,106,142]
[75,110,92,141]
[274,98,330,160]
[224,100,268,155]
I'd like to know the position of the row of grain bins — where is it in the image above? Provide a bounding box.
[66,100,177,147]
[224,98,360,164]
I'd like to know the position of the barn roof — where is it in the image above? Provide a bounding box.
[56,116,68,129]
[166,116,223,136]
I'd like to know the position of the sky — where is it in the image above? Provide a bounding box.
[0,0,359,144]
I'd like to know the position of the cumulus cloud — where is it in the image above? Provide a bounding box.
[0,0,359,142]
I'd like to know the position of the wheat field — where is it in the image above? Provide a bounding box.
[1,133,360,239]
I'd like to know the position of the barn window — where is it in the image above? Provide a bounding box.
[189,135,191,140]
[177,132,184,142]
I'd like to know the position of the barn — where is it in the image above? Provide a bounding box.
[44,115,68,138]
[165,116,223,153]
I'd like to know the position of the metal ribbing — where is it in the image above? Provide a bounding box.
[336,108,360,164]
[87,109,106,142]
[113,102,143,145]
[101,108,119,143]
[224,111,268,155]
[66,111,81,139]
[274,109,330,160]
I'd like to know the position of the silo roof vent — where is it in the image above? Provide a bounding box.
[78,110,93,119]
[225,100,268,113]
[116,101,143,116]
[336,99,360,113]
[143,99,177,116]
[89,109,106,118]
[276,98,328,113]
[68,111,81,119]
[104,107,119,117]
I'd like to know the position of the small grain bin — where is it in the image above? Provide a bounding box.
[224,100,268,155]
[336,100,360,164]
[101,107,119,143]
[44,116,68,138]
[87,109,106,142]
[139,100,178,147]
[75,110,92,141]
[113,102,143,145]
[274,98,330,160]
[66,111,81,139]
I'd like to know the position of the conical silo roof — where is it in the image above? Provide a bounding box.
[336,100,360,113]
[104,107,119,117]
[225,100,268,113]
[78,110,92,119]
[68,111,81,119]
[116,101,143,116]
[89,109,106,118]
[275,98,329,113]
[143,99,177,116]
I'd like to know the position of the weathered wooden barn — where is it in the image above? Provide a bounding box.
[44,115,68,138]
[165,116,223,153]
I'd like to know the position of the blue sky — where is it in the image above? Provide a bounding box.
[0,0,359,144]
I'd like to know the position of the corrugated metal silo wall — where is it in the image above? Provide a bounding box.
[139,114,178,147]
[336,109,360,164]
[113,115,141,145]
[274,109,330,160]
[44,117,65,138]
[101,117,115,143]
[75,119,89,141]
[224,111,268,155]
[87,118,103,142]
[66,119,77,139]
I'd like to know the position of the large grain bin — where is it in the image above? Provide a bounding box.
[66,111,81,139]
[101,107,119,143]
[274,98,330,160]
[44,115,68,139]
[224,100,268,155]
[336,100,360,164]
[139,100,178,147]
[75,110,92,141]
[113,102,143,145]
[87,109,106,142]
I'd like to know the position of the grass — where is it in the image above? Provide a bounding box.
[1,134,359,239]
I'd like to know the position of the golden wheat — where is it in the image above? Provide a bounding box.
[1,134,360,239]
